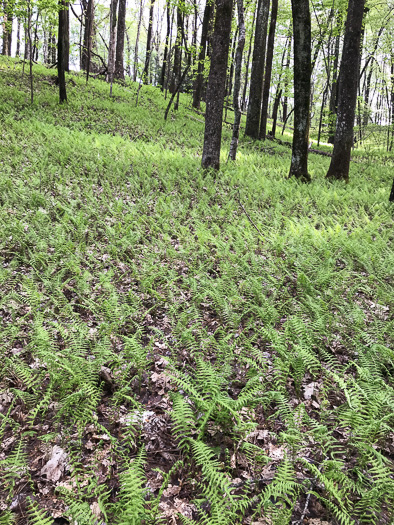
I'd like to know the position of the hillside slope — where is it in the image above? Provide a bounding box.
[0,58,394,525]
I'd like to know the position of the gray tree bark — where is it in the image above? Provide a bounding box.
[142,0,156,83]
[107,0,118,93]
[201,0,234,170]
[192,0,212,109]
[288,0,311,181]
[114,0,126,79]
[229,0,245,161]
[133,0,144,81]
[259,0,278,140]
[326,0,366,182]
[244,0,270,139]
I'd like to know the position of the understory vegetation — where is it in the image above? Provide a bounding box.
[0,58,394,525]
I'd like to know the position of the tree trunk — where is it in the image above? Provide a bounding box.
[81,0,94,72]
[192,0,212,109]
[229,0,245,161]
[288,0,311,181]
[281,35,291,128]
[160,4,171,88]
[32,11,40,61]
[240,4,256,111]
[270,32,290,137]
[226,26,238,101]
[201,0,234,170]
[142,0,156,83]
[169,8,183,93]
[114,0,126,79]
[389,178,394,202]
[244,0,270,139]
[58,0,68,103]
[16,18,21,56]
[65,2,69,71]
[51,33,56,64]
[107,0,118,92]
[270,88,281,138]
[326,0,366,182]
[2,1,12,56]
[133,0,144,82]
[327,17,341,144]
[259,0,278,140]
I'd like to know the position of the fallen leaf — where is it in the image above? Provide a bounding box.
[40,446,67,482]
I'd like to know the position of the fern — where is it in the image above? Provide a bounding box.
[115,447,147,525]
[27,501,53,525]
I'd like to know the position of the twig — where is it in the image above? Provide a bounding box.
[235,191,264,239]
[164,65,191,120]
[297,488,312,524]
[230,475,314,489]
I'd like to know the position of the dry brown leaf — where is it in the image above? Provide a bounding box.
[40,446,67,482]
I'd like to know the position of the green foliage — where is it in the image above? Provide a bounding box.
[0,58,393,524]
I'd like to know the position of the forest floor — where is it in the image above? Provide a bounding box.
[0,57,394,525]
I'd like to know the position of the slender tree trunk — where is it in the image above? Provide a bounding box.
[281,36,291,128]
[27,1,33,102]
[32,11,40,60]
[270,88,282,137]
[169,7,183,93]
[16,18,21,56]
[82,0,94,72]
[326,0,366,182]
[142,0,156,83]
[65,3,69,71]
[240,4,256,111]
[51,33,56,64]
[259,0,278,140]
[192,0,212,109]
[201,0,234,170]
[114,0,126,79]
[2,1,12,56]
[288,0,311,181]
[327,18,341,143]
[270,32,290,137]
[317,85,329,146]
[7,11,12,55]
[58,0,68,103]
[107,0,118,93]
[160,4,171,88]
[133,0,144,81]
[192,0,198,67]
[229,0,245,160]
[226,26,238,100]
[245,0,270,139]
[2,1,8,55]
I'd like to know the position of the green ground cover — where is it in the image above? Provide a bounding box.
[0,57,393,525]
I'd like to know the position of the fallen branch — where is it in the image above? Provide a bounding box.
[164,65,190,120]
[235,191,264,239]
